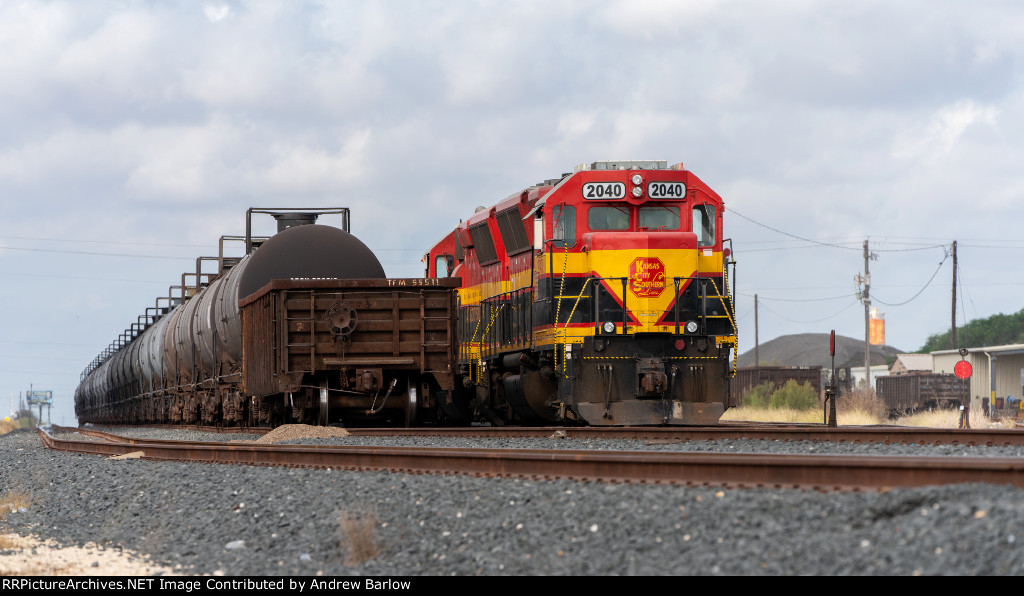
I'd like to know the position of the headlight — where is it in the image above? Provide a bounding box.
[631,174,643,185]
[631,186,643,198]
[685,321,698,334]
[602,321,616,334]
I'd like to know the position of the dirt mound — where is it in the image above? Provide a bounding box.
[254,424,350,444]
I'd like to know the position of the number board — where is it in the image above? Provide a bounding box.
[647,182,687,199]
[582,182,626,200]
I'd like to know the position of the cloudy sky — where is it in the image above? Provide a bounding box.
[2,1,1022,425]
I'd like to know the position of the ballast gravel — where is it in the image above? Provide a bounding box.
[1,425,1022,576]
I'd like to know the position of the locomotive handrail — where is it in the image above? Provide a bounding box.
[477,286,535,359]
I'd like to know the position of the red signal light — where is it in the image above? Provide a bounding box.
[954,360,972,380]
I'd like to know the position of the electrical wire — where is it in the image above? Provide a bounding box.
[761,301,864,325]
[737,291,852,303]
[726,207,861,250]
[871,249,949,307]
[0,246,195,260]
[727,208,948,253]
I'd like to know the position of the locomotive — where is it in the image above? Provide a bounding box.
[425,160,738,426]
[75,160,738,428]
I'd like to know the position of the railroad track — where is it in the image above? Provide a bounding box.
[40,425,1024,492]
[73,420,1024,446]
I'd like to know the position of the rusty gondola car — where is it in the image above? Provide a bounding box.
[875,372,964,416]
[75,208,460,428]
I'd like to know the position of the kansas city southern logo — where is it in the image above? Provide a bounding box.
[629,257,666,298]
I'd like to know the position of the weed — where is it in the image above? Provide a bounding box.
[768,380,819,410]
[0,489,32,550]
[837,387,887,420]
[337,506,380,565]
[741,380,819,411]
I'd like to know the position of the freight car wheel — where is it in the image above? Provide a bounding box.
[404,379,418,428]
[318,379,329,426]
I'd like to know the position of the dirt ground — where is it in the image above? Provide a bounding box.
[0,533,182,576]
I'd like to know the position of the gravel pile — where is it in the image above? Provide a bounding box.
[2,425,1023,576]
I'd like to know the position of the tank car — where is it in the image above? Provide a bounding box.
[75,208,459,428]
[425,160,739,426]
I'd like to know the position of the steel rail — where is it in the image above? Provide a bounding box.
[341,424,1024,446]
[63,422,1024,446]
[38,427,1024,492]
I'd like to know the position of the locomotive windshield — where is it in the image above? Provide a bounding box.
[587,205,630,230]
[638,205,680,230]
[587,205,683,231]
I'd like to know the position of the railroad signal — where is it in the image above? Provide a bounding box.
[955,348,972,379]
[955,348,971,429]
[824,330,837,428]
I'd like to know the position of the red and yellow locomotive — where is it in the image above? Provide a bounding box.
[426,160,738,426]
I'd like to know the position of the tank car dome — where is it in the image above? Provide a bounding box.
[237,224,386,299]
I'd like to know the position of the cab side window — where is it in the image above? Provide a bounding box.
[552,205,576,248]
[435,254,452,277]
[693,204,716,247]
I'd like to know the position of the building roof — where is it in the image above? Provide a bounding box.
[891,353,933,373]
[932,344,1024,357]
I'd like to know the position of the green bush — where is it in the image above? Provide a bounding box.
[742,381,775,409]
[768,379,819,410]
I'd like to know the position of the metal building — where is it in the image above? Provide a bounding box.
[931,344,1024,417]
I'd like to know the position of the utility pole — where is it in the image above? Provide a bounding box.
[856,240,877,392]
[951,241,958,349]
[754,294,759,366]
[863,240,871,390]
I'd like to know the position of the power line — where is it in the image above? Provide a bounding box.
[727,207,949,253]
[726,207,861,250]
[0,235,208,248]
[0,271,168,283]
[757,299,861,324]
[737,291,852,303]
[0,246,195,260]
[871,249,949,307]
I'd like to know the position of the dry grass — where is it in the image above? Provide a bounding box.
[0,489,33,550]
[723,406,822,424]
[836,388,887,420]
[337,507,380,565]
[896,408,1016,429]
[725,392,1015,429]
[0,419,17,436]
[722,405,880,426]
